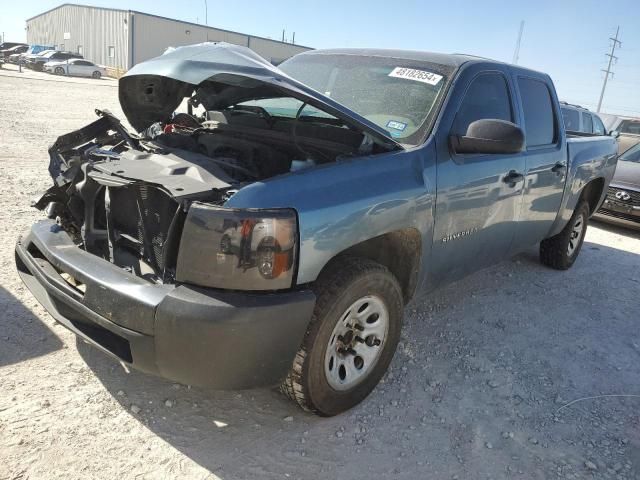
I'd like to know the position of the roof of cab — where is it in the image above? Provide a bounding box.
[297,48,548,76]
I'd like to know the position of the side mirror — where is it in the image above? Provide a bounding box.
[450,119,525,155]
[609,130,620,139]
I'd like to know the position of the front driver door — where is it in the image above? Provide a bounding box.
[430,65,526,286]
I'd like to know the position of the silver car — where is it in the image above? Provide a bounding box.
[44,58,107,78]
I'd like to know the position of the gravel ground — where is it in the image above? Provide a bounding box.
[1,67,640,480]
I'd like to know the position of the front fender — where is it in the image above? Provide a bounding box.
[226,145,436,287]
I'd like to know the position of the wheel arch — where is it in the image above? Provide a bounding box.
[312,228,422,304]
[579,176,606,216]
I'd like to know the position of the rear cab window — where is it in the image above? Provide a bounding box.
[592,115,606,135]
[517,77,557,147]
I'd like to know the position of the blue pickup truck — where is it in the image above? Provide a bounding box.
[16,43,618,416]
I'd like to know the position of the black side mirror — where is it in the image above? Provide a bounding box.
[609,130,620,139]
[451,119,525,155]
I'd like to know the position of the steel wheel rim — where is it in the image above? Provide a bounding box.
[324,295,389,391]
[567,213,584,256]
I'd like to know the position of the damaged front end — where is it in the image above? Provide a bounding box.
[33,43,401,290]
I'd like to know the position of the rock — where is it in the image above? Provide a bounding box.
[335,431,343,438]
[130,405,141,414]
[528,437,539,445]
[485,442,493,449]
[283,416,294,422]
[502,431,514,439]
[164,399,174,408]
[612,462,623,473]
[116,390,125,397]
[487,380,500,388]
[584,460,598,471]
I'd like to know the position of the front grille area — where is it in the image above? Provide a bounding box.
[598,208,640,224]
[109,185,179,274]
[605,186,640,207]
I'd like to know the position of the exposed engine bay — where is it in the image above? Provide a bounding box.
[34,43,401,287]
[37,101,385,285]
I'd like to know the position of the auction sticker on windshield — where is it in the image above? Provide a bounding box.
[388,67,443,86]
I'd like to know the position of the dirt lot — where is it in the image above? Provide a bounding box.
[1,66,640,480]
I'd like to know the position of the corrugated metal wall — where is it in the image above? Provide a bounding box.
[132,13,310,66]
[26,5,311,71]
[26,5,129,69]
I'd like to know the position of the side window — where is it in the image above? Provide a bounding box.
[108,46,115,58]
[518,77,556,147]
[561,107,580,131]
[452,73,513,136]
[581,113,593,134]
[593,115,606,135]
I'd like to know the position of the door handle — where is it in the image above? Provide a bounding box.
[503,170,524,186]
[551,162,567,174]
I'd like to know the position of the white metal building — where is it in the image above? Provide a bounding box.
[26,4,312,72]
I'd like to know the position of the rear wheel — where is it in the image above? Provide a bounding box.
[92,70,101,79]
[54,67,65,75]
[281,256,403,416]
[540,201,589,270]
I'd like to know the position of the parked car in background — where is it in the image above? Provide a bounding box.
[0,44,28,62]
[560,102,607,135]
[15,44,618,416]
[22,49,56,66]
[600,113,640,155]
[9,44,54,64]
[26,50,82,71]
[44,58,106,78]
[595,142,640,229]
[0,42,27,56]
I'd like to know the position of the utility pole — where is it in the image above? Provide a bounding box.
[512,21,524,65]
[597,26,622,113]
[204,0,208,25]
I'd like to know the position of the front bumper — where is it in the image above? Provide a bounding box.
[594,191,640,230]
[15,220,315,389]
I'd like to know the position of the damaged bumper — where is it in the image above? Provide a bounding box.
[15,220,315,389]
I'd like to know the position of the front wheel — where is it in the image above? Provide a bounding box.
[54,67,65,75]
[281,256,403,416]
[540,200,589,270]
[92,70,101,79]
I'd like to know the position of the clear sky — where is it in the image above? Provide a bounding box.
[2,0,639,116]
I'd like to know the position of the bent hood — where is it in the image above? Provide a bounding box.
[119,42,402,150]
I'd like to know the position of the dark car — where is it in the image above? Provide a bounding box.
[0,42,27,52]
[26,50,82,71]
[0,44,28,61]
[594,143,640,229]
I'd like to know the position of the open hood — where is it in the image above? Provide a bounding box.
[119,42,402,150]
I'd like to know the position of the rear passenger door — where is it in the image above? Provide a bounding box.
[431,65,526,285]
[511,76,566,248]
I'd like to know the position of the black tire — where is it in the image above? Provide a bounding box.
[540,200,589,270]
[92,71,101,79]
[281,256,403,416]
[54,67,65,75]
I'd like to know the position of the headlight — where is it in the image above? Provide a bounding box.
[176,203,298,290]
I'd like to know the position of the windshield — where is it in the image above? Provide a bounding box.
[263,54,452,145]
[620,143,640,163]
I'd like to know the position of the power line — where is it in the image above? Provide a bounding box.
[597,26,622,113]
